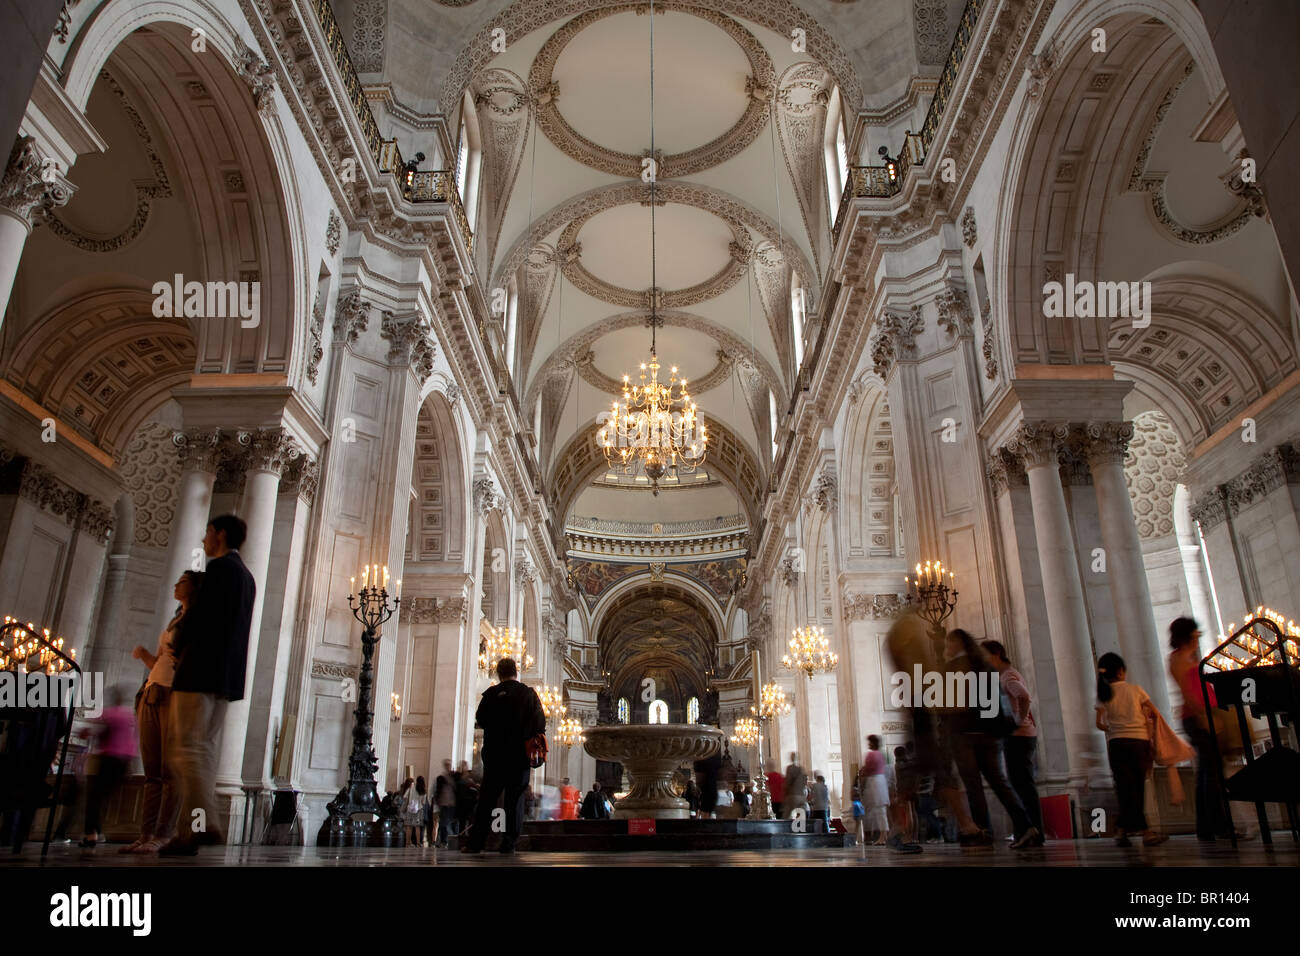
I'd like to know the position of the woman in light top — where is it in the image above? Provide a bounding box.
[1095,652,1167,847]
[124,570,202,854]
[859,735,891,844]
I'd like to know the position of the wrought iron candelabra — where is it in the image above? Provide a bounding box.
[904,560,958,659]
[319,567,403,848]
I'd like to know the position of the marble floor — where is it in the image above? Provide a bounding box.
[6,834,1296,866]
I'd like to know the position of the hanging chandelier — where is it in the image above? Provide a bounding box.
[754,679,792,721]
[479,625,533,675]
[595,0,706,495]
[556,714,586,748]
[538,685,564,717]
[781,625,838,680]
[731,716,760,747]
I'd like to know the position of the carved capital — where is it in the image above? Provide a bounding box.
[811,467,837,513]
[1,136,74,226]
[78,496,115,544]
[437,597,467,623]
[173,428,222,474]
[333,286,369,345]
[869,306,923,378]
[282,455,319,505]
[1225,450,1286,516]
[1189,488,1227,531]
[381,311,434,380]
[473,476,501,517]
[935,285,974,337]
[445,383,461,407]
[986,446,1026,497]
[1083,420,1135,467]
[240,428,299,476]
[515,555,537,588]
[17,462,80,525]
[1005,420,1068,471]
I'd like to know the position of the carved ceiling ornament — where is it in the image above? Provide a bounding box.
[474,68,532,273]
[523,308,783,411]
[234,40,277,116]
[525,4,774,180]
[119,421,184,547]
[493,180,816,307]
[774,62,832,280]
[45,70,171,253]
[1122,411,1185,540]
[349,0,387,72]
[1127,60,1262,246]
[555,204,751,309]
[443,0,863,128]
[913,0,950,66]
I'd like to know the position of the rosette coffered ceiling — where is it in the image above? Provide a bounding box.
[358,0,950,517]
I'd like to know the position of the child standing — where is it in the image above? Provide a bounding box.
[851,788,866,845]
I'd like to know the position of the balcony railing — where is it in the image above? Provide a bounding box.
[307,0,383,164]
[919,0,986,152]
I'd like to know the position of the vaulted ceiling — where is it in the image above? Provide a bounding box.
[339,0,965,518]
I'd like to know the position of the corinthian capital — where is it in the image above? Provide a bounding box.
[869,306,923,378]
[1083,421,1135,467]
[1,136,74,227]
[381,311,435,380]
[173,428,223,474]
[240,427,300,476]
[1004,420,1068,471]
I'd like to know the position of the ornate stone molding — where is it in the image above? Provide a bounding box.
[325,209,342,255]
[401,725,432,738]
[401,597,438,624]
[438,596,468,623]
[1057,428,1093,486]
[1025,39,1058,99]
[79,498,114,544]
[869,306,923,378]
[311,658,358,681]
[240,428,301,476]
[1225,450,1286,516]
[515,554,537,588]
[1189,488,1227,531]
[526,4,774,180]
[17,463,81,524]
[914,0,950,65]
[648,561,667,582]
[778,554,799,589]
[1,135,74,227]
[811,467,837,513]
[842,592,902,622]
[982,313,999,380]
[235,40,277,116]
[306,292,325,386]
[333,286,369,344]
[473,476,501,516]
[445,383,461,407]
[935,285,974,337]
[985,446,1026,497]
[46,70,169,253]
[173,428,222,474]
[961,206,977,247]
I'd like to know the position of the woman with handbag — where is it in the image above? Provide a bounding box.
[1167,618,1242,841]
[1095,653,1167,847]
[122,570,201,854]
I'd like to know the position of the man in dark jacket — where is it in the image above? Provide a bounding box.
[160,514,255,855]
[580,782,611,819]
[463,657,544,854]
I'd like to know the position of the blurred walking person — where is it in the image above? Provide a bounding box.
[860,735,891,844]
[1095,652,1167,847]
[982,640,1044,844]
[80,686,136,848]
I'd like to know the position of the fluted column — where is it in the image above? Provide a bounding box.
[216,429,298,814]
[155,429,221,638]
[0,136,74,324]
[458,476,499,762]
[1085,421,1170,717]
[1007,422,1106,790]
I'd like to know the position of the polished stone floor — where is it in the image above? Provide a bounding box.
[7,834,1296,866]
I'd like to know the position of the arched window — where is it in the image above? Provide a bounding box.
[649,699,669,724]
[686,697,699,724]
[504,278,519,377]
[824,86,849,225]
[790,272,806,371]
[769,389,779,460]
[455,92,483,235]
[617,698,629,724]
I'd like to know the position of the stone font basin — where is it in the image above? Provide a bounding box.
[583,723,724,819]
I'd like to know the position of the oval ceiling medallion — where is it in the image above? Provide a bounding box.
[558,202,749,309]
[528,4,774,179]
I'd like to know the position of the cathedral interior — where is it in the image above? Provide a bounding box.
[1,0,1298,888]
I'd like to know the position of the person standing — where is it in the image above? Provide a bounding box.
[434,759,457,847]
[463,658,545,855]
[1095,652,1167,847]
[860,736,891,845]
[850,788,867,846]
[982,640,1044,845]
[80,686,136,848]
[809,774,830,825]
[160,515,255,856]
[580,781,610,819]
[559,776,581,821]
[783,753,807,820]
[1167,618,1235,841]
[404,776,430,847]
[122,570,201,854]
[944,629,1038,849]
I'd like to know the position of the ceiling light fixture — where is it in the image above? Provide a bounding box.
[596,0,707,495]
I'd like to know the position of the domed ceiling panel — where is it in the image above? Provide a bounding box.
[576,203,734,292]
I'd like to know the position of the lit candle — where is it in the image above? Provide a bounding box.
[383,566,390,588]
[350,576,355,594]
[395,578,402,600]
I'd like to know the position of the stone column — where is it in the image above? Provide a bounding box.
[216,428,297,832]
[0,136,74,325]
[1085,422,1171,717]
[459,477,498,761]
[155,429,221,638]
[1006,422,1107,790]
[86,493,135,677]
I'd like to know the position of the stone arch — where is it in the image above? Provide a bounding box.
[993,5,1231,371]
[839,378,896,560]
[588,568,728,642]
[410,391,468,564]
[480,509,511,627]
[53,9,306,378]
[1108,271,1296,449]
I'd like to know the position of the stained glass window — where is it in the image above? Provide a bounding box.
[617,697,629,724]
[687,697,699,724]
